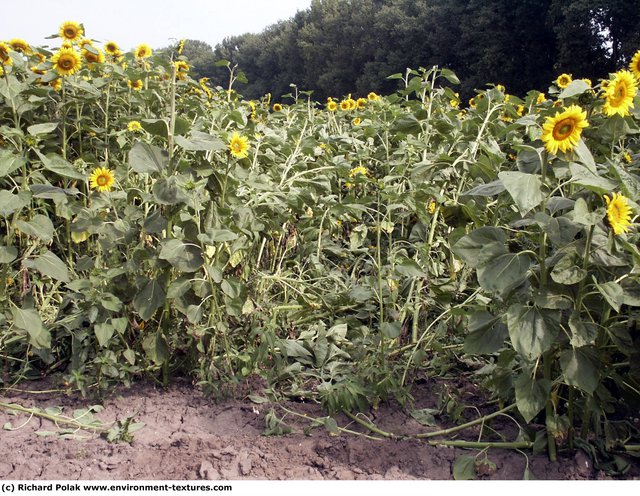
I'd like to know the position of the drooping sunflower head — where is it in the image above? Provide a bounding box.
[174,60,189,79]
[89,167,115,193]
[59,21,84,42]
[629,50,640,80]
[127,79,143,91]
[228,132,249,159]
[51,47,82,76]
[541,104,589,156]
[272,103,282,112]
[556,73,572,89]
[82,47,105,65]
[604,192,633,236]
[536,92,547,105]
[0,42,12,65]
[135,43,152,59]
[127,120,142,132]
[9,38,30,54]
[602,70,637,117]
[177,39,185,55]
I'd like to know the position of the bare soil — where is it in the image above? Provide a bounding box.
[1,377,638,480]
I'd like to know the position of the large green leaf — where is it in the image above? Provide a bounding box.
[452,227,507,268]
[129,142,169,174]
[506,304,559,360]
[142,331,169,364]
[464,311,508,355]
[594,280,624,312]
[498,171,543,215]
[27,250,69,283]
[35,151,85,180]
[153,176,188,205]
[560,347,600,394]
[0,246,18,264]
[16,215,54,243]
[94,322,115,348]
[558,80,590,99]
[610,161,640,201]
[12,307,51,349]
[133,279,166,321]
[570,162,617,195]
[0,149,25,177]
[159,239,204,272]
[197,229,238,244]
[550,252,587,285]
[27,122,58,136]
[477,252,531,295]
[515,373,551,423]
[568,312,599,347]
[0,190,30,216]
[174,131,225,151]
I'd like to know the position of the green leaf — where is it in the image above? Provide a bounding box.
[568,312,599,347]
[0,190,30,216]
[380,322,402,339]
[174,131,225,151]
[16,215,54,242]
[453,455,476,480]
[94,322,115,348]
[560,347,600,394]
[140,119,168,139]
[610,161,640,202]
[0,245,18,264]
[30,250,70,282]
[27,122,58,136]
[477,252,531,295]
[129,142,169,174]
[142,331,169,365]
[133,279,166,321]
[159,239,204,272]
[394,258,425,277]
[198,229,238,244]
[462,180,506,197]
[558,80,590,99]
[35,151,85,180]
[594,280,624,312]
[570,162,617,195]
[142,210,167,233]
[409,408,439,427]
[12,307,51,349]
[571,197,599,226]
[452,227,507,268]
[507,304,559,360]
[153,176,188,205]
[0,149,26,177]
[464,311,508,355]
[515,374,551,423]
[550,252,587,285]
[498,171,543,215]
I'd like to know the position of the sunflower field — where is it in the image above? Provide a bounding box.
[2,22,640,470]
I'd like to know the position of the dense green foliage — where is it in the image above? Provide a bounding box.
[170,0,640,101]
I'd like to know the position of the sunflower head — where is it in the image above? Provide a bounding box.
[556,73,572,89]
[82,47,105,65]
[367,92,379,101]
[352,117,361,126]
[9,38,30,54]
[135,43,152,59]
[356,97,367,110]
[228,132,249,159]
[89,167,115,193]
[327,100,338,112]
[174,60,189,79]
[128,79,143,91]
[0,42,12,65]
[347,98,357,111]
[536,92,547,105]
[541,104,589,156]
[629,50,640,80]
[127,121,142,132]
[273,103,282,112]
[59,21,84,42]
[602,70,637,117]
[339,100,350,111]
[604,192,633,236]
[51,47,82,76]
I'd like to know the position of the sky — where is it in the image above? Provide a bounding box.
[0,0,313,51]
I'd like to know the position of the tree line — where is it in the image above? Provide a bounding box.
[167,0,640,101]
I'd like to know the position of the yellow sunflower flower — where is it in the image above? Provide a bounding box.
[602,70,637,117]
[89,167,115,193]
[0,42,12,65]
[104,41,120,55]
[604,192,633,235]
[59,21,83,42]
[623,152,632,164]
[127,121,142,132]
[273,103,283,112]
[228,132,249,159]
[352,117,361,125]
[82,47,105,65]
[536,93,547,105]
[541,104,589,155]
[556,73,572,89]
[327,100,338,112]
[51,47,82,76]
[367,92,379,101]
[356,97,367,110]
[9,38,30,54]
[135,43,152,59]
[128,79,143,91]
[50,79,62,91]
[339,99,350,111]
[347,97,357,111]
[629,50,640,80]
[174,60,189,79]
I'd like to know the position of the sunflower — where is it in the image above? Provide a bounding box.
[339,99,350,111]
[9,38,30,54]
[135,43,152,59]
[272,103,282,112]
[602,70,637,117]
[367,92,379,101]
[536,93,547,105]
[604,192,633,235]
[0,42,12,65]
[347,97,357,111]
[228,132,249,159]
[51,47,82,76]
[82,47,105,65]
[556,73,572,89]
[50,79,62,91]
[629,50,640,80]
[541,104,589,155]
[59,21,83,42]
[128,79,143,91]
[89,167,115,193]
[468,97,476,108]
[352,117,361,126]
[174,60,189,79]
[327,100,337,112]
[127,121,142,132]
[177,39,185,55]
[356,97,367,110]
[104,41,120,55]
[78,38,93,50]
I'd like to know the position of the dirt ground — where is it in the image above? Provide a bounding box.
[0,377,638,480]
